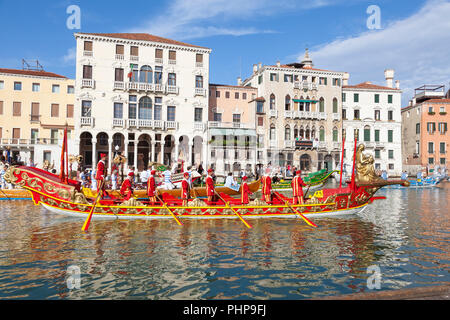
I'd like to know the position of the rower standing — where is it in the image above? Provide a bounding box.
[261,173,272,203]
[120,172,134,201]
[292,170,306,205]
[241,176,252,205]
[206,168,215,203]
[181,172,190,206]
[147,170,157,204]
[95,153,107,197]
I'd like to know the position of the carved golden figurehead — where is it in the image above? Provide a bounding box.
[355,143,384,184]
[113,154,127,164]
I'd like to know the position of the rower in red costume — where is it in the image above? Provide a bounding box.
[147,170,157,204]
[291,170,306,205]
[206,168,215,203]
[95,153,107,197]
[120,172,134,201]
[241,176,252,204]
[261,174,272,203]
[181,172,190,206]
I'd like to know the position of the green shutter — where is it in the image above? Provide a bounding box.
[354,93,359,102]
[375,94,379,103]
[333,100,338,113]
[333,130,338,142]
[364,129,370,141]
[320,99,324,112]
[320,129,325,141]
[388,95,393,103]
[375,150,380,159]
[388,130,393,142]
[375,130,380,142]
[342,93,346,102]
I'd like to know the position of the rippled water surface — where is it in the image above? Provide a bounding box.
[0,181,449,299]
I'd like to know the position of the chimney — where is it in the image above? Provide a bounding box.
[342,72,349,86]
[237,77,242,86]
[276,60,281,67]
[395,80,400,89]
[384,69,394,88]
[258,63,262,70]
[253,64,257,74]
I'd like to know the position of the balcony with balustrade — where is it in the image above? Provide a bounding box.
[114,81,125,90]
[80,117,93,126]
[83,51,93,57]
[284,140,294,148]
[194,122,205,131]
[365,141,375,148]
[81,79,95,89]
[168,59,176,65]
[194,88,206,96]
[115,54,124,60]
[166,85,179,94]
[112,118,125,128]
[196,62,203,68]
[318,112,327,120]
[155,58,163,64]
[130,55,139,62]
[284,110,293,118]
[332,113,341,121]
[269,109,278,118]
[208,121,254,129]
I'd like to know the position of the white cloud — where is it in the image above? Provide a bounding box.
[129,0,333,39]
[62,47,76,64]
[304,0,450,105]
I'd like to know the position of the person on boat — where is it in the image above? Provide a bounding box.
[95,153,107,197]
[147,170,157,204]
[401,171,408,180]
[111,170,118,190]
[241,176,252,205]
[162,168,174,190]
[261,173,272,203]
[292,170,306,205]
[90,168,97,191]
[224,172,239,191]
[181,172,190,206]
[186,166,193,187]
[120,172,134,201]
[206,168,215,203]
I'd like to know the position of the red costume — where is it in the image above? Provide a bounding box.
[261,175,272,197]
[147,171,156,198]
[181,173,190,200]
[95,155,107,194]
[120,173,134,200]
[292,171,306,204]
[206,170,215,197]
[241,176,251,204]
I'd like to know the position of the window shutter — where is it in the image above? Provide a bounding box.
[13,102,21,116]
[115,68,124,81]
[131,46,139,56]
[155,49,163,59]
[116,45,124,54]
[51,104,59,117]
[84,41,93,51]
[13,128,20,139]
[196,54,203,62]
[0,101,3,114]
[169,50,176,60]
[67,104,74,118]
[83,65,92,79]
[31,103,39,115]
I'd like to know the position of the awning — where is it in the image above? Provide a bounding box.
[293,99,318,103]
[209,128,256,137]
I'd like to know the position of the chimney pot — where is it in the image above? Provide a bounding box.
[395,80,400,89]
[342,72,349,86]
[384,69,395,88]
[237,77,242,86]
[276,61,280,67]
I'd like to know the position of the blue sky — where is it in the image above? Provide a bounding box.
[1,0,449,104]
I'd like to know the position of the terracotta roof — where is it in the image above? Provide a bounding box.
[209,83,257,89]
[268,64,338,73]
[343,82,400,91]
[251,96,265,102]
[0,68,67,79]
[77,33,210,49]
[422,99,450,103]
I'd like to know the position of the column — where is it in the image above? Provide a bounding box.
[124,139,129,159]
[151,142,155,163]
[133,141,138,169]
[108,139,113,173]
[175,141,179,162]
[188,143,193,166]
[92,139,97,168]
[160,141,165,164]
[202,142,208,169]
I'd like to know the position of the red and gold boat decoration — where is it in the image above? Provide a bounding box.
[3,130,409,229]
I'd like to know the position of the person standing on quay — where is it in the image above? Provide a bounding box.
[147,170,157,204]
[292,170,306,205]
[95,153,107,197]
[206,168,215,203]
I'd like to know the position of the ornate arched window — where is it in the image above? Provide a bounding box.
[333,126,338,142]
[333,98,338,113]
[285,95,291,111]
[285,125,291,140]
[270,124,276,140]
[139,66,153,83]
[319,126,325,141]
[270,94,276,110]
[139,96,152,120]
[319,97,325,113]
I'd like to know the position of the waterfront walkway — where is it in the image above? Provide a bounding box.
[316,284,450,300]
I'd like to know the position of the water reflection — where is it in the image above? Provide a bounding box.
[0,182,449,299]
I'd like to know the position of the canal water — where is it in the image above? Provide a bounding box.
[0,181,449,299]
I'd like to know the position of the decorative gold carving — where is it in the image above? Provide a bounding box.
[248,199,267,206]
[120,198,144,207]
[355,143,385,184]
[188,198,207,207]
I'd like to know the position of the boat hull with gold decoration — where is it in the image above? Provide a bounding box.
[4,164,408,221]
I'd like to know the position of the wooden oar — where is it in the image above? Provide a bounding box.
[272,191,317,228]
[155,192,183,226]
[214,190,252,229]
[303,184,311,201]
[81,180,104,232]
